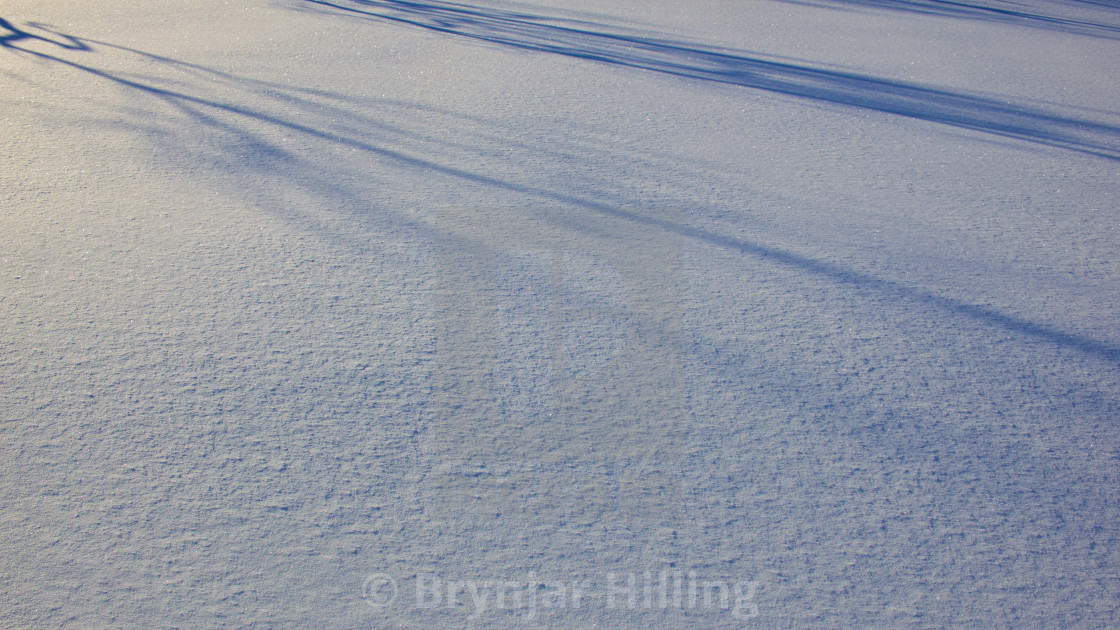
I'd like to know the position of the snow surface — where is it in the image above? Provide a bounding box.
[2,0,1120,627]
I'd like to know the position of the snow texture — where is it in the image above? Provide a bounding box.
[2,0,1119,627]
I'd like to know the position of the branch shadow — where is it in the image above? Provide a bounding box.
[1,17,89,51]
[5,18,1118,364]
[301,0,1120,161]
[773,0,1120,40]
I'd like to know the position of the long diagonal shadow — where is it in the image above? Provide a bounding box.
[774,0,1120,40]
[304,0,1120,160]
[5,20,1117,363]
[593,207,1120,364]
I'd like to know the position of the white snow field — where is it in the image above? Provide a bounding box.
[3,0,1120,627]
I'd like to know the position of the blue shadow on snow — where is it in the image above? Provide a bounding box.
[303,0,1120,161]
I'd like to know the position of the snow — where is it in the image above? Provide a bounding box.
[2,0,1119,627]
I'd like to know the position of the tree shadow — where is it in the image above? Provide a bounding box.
[302,0,1120,161]
[4,17,1118,364]
[773,0,1120,40]
[1,17,89,51]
